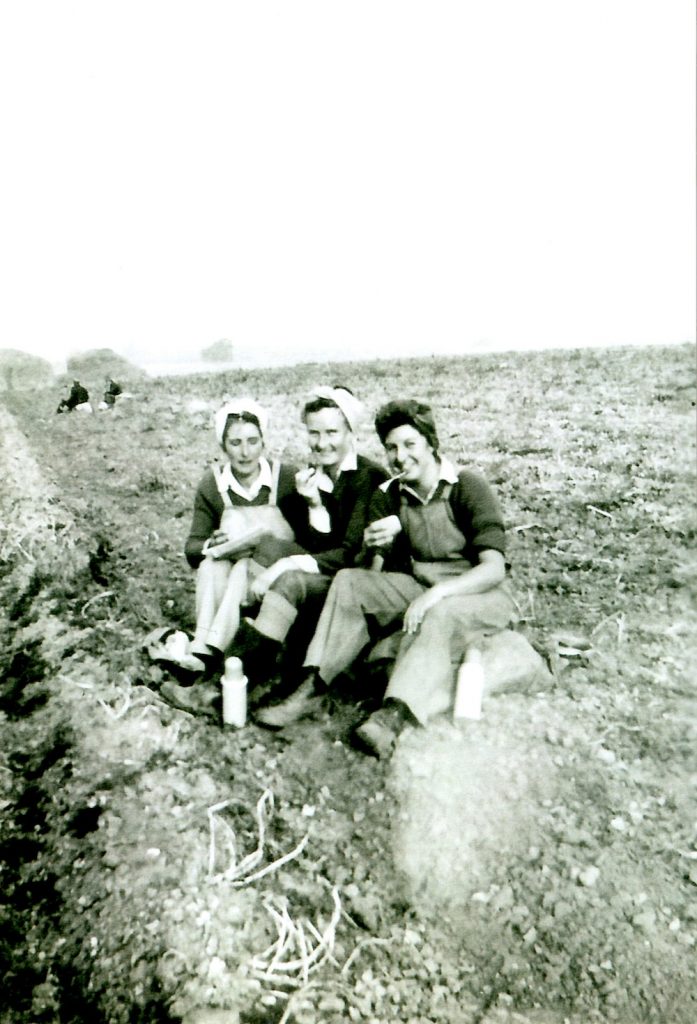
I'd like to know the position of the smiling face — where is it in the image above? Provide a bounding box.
[383,423,439,491]
[222,418,264,484]
[304,406,353,476]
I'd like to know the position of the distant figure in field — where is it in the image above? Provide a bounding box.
[99,376,123,410]
[56,380,91,414]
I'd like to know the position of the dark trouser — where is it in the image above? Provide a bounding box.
[253,571,331,647]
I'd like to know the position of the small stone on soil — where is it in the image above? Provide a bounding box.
[578,865,600,887]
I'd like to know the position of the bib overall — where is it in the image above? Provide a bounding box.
[305,482,517,724]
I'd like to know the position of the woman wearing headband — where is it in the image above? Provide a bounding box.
[228,385,387,702]
[259,399,518,748]
[159,398,298,713]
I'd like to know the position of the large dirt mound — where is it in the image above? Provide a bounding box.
[65,347,147,386]
[0,348,54,392]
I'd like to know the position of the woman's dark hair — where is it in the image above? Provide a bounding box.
[302,396,339,419]
[375,400,439,454]
[222,411,262,445]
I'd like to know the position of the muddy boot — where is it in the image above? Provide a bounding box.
[352,699,415,759]
[252,672,324,730]
[160,680,220,720]
[229,621,281,688]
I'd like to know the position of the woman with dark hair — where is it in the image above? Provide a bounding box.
[260,399,518,753]
[159,398,298,712]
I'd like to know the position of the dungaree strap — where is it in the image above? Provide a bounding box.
[213,465,234,509]
[400,481,468,562]
[214,462,277,507]
[269,460,280,507]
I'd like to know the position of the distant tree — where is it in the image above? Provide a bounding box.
[201,339,234,362]
[0,349,54,392]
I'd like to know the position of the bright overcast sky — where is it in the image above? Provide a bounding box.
[1,1,694,367]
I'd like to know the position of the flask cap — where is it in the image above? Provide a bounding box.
[224,656,245,680]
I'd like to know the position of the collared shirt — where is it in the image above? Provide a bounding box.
[312,449,359,494]
[218,457,274,502]
[385,457,460,505]
[275,451,388,574]
[370,456,506,568]
[309,449,359,533]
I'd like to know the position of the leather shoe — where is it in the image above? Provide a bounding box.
[252,675,323,730]
[352,702,411,759]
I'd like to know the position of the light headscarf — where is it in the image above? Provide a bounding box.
[214,398,269,447]
[304,386,365,433]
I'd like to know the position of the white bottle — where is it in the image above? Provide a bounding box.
[221,657,247,728]
[453,648,485,721]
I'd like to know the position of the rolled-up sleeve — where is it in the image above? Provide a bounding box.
[452,471,506,557]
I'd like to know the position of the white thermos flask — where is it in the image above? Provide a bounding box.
[221,657,247,728]
[453,648,484,721]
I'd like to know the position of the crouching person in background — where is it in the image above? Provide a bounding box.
[230,386,387,716]
[56,379,91,413]
[98,376,123,410]
[259,399,518,756]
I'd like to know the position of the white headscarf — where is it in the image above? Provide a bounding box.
[214,398,269,447]
[305,386,364,432]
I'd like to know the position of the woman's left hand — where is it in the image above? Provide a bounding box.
[402,588,443,635]
[250,561,287,601]
[249,571,274,601]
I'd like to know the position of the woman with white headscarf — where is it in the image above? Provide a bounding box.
[160,398,298,709]
[228,385,387,707]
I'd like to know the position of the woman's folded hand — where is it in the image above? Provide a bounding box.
[364,515,402,550]
[250,560,288,600]
[402,586,444,635]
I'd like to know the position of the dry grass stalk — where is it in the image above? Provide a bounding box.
[231,834,309,888]
[341,936,392,976]
[587,504,613,519]
[250,887,342,993]
[80,591,115,617]
[95,687,134,721]
[206,790,310,887]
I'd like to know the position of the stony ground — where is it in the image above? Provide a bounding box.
[1,343,695,1024]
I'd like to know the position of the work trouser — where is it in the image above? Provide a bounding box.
[253,571,331,644]
[304,568,518,725]
[191,558,250,655]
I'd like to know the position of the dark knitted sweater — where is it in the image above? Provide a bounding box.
[185,455,388,575]
[282,454,388,574]
[365,467,507,573]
